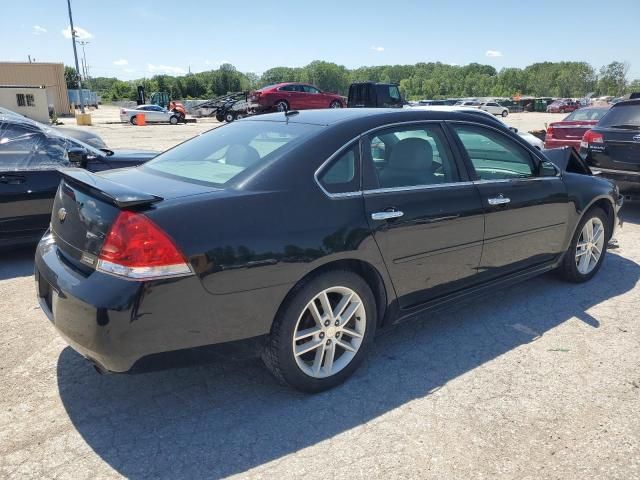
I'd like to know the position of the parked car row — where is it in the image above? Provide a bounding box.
[0,114,158,248]
[31,107,622,392]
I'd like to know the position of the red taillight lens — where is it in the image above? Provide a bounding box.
[580,130,604,150]
[97,211,191,280]
[546,125,555,138]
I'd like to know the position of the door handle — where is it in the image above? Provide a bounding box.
[371,210,404,221]
[488,195,510,206]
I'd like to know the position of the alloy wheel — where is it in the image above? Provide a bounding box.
[575,217,605,274]
[292,286,366,378]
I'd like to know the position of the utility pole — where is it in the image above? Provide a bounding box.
[77,40,91,89]
[66,0,85,113]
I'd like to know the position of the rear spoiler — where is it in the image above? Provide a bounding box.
[59,168,163,208]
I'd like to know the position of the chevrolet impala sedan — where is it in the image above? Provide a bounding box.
[35,108,622,392]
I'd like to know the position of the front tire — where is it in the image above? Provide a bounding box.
[224,111,235,123]
[169,115,178,125]
[558,207,609,283]
[262,270,376,392]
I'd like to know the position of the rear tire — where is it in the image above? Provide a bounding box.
[215,113,224,122]
[224,111,235,123]
[275,100,289,112]
[329,100,342,108]
[501,110,508,117]
[130,116,137,125]
[262,270,376,392]
[557,207,609,283]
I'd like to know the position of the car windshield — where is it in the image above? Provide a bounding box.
[598,104,640,128]
[142,121,321,187]
[564,108,608,121]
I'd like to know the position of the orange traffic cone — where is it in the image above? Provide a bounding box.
[136,113,146,126]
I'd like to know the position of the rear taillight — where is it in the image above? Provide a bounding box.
[96,211,192,280]
[546,125,555,138]
[581,130,604,149]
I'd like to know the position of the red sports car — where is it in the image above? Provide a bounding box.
[250,82,345,112]
[544,106,610,150]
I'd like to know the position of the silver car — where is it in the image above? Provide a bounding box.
[119,105,179,125]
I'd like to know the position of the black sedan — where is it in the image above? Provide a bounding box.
[580,99,640,199]
[34,108,622,392]
[0,116,158,248]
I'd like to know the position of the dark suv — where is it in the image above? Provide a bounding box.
[580,99,640,199]
[347,82,404,108]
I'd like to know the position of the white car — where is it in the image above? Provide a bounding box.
[404,105,542,149]
[119,105,179,125]
[479,101,509,117]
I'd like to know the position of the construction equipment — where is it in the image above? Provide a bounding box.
[136,86,187,122]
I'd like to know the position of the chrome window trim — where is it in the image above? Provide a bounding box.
[591,167,640,176]
[313,118,561,199]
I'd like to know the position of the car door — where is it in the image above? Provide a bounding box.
[449,122,569,279]
[144,105,164,122]
[302,85,324,108]
[0,123,69,244]
[362,122,485,308]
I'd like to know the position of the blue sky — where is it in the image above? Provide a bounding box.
[2,0,639,80]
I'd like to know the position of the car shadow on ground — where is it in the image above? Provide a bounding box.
[55,249,640,479]
[620,202,640,225]
[0,246,35,281]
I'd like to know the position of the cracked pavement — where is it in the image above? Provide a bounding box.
[1,180,639,477]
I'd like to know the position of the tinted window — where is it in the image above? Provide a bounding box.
[302,85,320,94]
[144,121,320,187]
[367,125,459,188]
[318,145,359,194]
[564,108,609,121]
[598,104,640,128]
[279,85,295,92]
[453,125,535,180]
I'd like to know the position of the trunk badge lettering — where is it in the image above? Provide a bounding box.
[57,208,67,222]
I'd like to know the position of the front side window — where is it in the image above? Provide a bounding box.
[143,121,320,187]
[317,144,359,194]
[366,124,459,189]
[452,124,535,180]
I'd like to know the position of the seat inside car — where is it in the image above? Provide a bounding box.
[226,144,261,168]
[377,137,438,187]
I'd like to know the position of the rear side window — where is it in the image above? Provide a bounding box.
[143,121,320,187]
[598,104,640,128]
[317,144,359,194]
[452,124,535,180]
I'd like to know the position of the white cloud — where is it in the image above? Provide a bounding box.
[147,63,187,75]
[371,46,385,52]
[113,59,128,66]
[485,50,503,57]
[32,25,47,35]
[62,26,93,40]
[449,63,459,66]
[123,68,135,73]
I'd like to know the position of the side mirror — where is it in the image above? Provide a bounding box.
[68,147,88,167]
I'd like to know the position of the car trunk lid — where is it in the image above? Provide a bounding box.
[591,127,640,172]
[50,168,217,270]
[548,120,597,140]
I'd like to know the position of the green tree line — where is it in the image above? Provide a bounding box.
[66,60,639,102]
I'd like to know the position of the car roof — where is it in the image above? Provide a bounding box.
[611,99,640,108]
[243,107,507,128]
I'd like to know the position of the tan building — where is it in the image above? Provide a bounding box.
[0,62,70,114]
[0,85,50,123]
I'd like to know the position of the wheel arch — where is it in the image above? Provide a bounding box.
[569,195,616,246]
[272,258,391,333]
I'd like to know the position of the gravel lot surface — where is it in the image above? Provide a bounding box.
[1,107,638,479]
[61,105,564,151]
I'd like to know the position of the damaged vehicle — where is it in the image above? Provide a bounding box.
[35,108,622,392]
[0,115,158,248]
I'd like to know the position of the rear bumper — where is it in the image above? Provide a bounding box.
[591,167,640,199]
[35,232,288,373]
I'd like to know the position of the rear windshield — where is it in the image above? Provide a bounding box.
[564,108,609,121]
[598,104,640,128]
[143,121,320,186]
